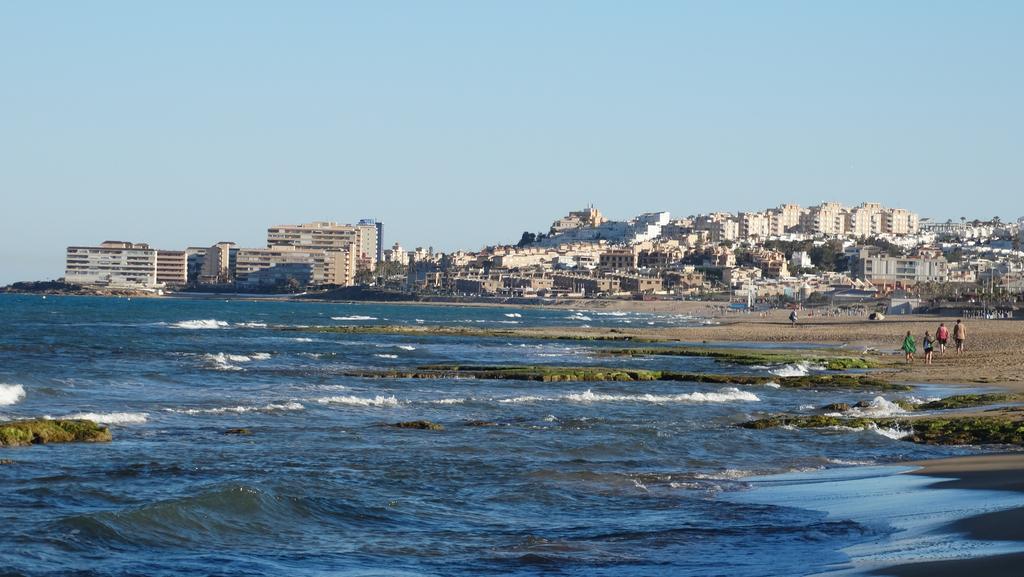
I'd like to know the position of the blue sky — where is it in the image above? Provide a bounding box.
[1,1,1021,283]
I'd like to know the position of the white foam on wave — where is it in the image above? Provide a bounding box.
[763,382,781,389]
[332,315,378,321]
[504,313,522,318]
[595,311,629,317]
[0,383,26,406]
[171,319,229,330]
[566,314,593,321]
[167,401,304,415]
[61,411,149,424]
[292,337,314,343]
[375,353,398,359]
[769,362,823,377]
[833,396,908,418]
[316,394,400,407]
[235,322,267,328]
[867,423,912,440]
[428,398,466,405]
[203,352,271,370]
[396,345,417,351]
[500,387,759,404]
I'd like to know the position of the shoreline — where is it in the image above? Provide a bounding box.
[865,453,1024,577]
[6,292,1024,572]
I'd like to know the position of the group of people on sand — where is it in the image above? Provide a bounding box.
[902,320,967,364]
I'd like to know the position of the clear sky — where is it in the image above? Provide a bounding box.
[1,1,1021,283]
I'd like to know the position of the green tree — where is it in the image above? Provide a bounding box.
[516,231,537,247]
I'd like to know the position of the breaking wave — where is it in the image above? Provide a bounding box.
[500,387,759,404]
[0,383,26,406]
[167,402,304,415]
[203,352,272,371]
[332,315,378,321]
[171,319,229,330]
[316,395,401,407]
[61,411,149,424]
[770,362,823,377]
[831,396,908,418]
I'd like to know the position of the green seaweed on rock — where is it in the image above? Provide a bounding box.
[0,419,112,447]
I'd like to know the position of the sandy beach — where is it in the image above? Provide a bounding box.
[481,303,1024,574]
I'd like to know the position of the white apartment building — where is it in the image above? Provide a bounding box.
[235,245,357,287]
[65,241,159,289]
[156,250,188,286]
[854,254,949,285]
[267,221,378,271]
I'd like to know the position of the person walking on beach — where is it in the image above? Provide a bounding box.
[953,319,966,354]
[789,310,798,327]
[922,331,934,365]
[901,331,916,363]
[936,322,949,354]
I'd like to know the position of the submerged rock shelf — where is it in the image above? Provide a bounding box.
[0,419,111,447]
[341,365,910,390]
[740,414,1024,446]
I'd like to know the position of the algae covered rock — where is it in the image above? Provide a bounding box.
[740,413,1024,446]
[223,428,253,435]
[0,419,112,447]
[391,420,444,431]
[821,403,851,412]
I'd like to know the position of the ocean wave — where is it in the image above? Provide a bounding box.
[500,387,759,404]
[291,337,314,342]
[203,352,271,371]
[770,362,823,377]
[595,311,629,317]
[763,382,781,389]
[396,345,417,351]
[316,394,400,407]
[60,411,149,424]
[331,315,378,321]
[0,383,26,406]
[171,319,229,330]
[167,402,304,415]
[374,354,398,359]
[566,314,593,321]
[831,396,908,418]
[504,313,522,318]
[427,398,466,405]
[234,322,267,328]
[869,424,912,440]
[828,458,877,466]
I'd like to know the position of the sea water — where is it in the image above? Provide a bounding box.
[0,294,1009,576]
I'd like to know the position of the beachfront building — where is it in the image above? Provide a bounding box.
[853,250,949,286]
[156,250,188,287]
[235,245,357,288]
[267,220,379,272]
[199,242,237,284]
[65,241,159,289]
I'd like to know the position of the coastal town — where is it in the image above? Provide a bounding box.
[26,202,1024,316]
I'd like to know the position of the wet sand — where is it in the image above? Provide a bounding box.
[867,454,1024,576]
